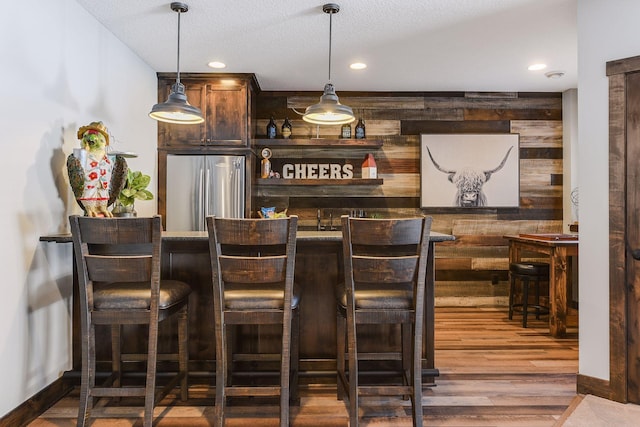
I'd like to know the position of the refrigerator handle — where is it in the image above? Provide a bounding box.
[196,164,205,231]
[233,158,243,217]
[204,163,210,219]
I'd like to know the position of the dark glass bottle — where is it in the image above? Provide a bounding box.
[281,117,292,139]
[267,117,277,139]
[355,118,366,139]
[341,123,352,138]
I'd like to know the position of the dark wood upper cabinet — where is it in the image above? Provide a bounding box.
[156,73,259,148]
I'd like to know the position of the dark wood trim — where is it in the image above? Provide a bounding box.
[607,54,640,76]
[0,376,73,427]
[157,72,261,93]
[577,374,612,399]
[607,56,639,403]
[608,70,627,403]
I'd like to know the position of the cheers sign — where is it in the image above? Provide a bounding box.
[281,163,353,179]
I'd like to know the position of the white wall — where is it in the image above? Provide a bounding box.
[577,1,640,380]
[0,0,157,416]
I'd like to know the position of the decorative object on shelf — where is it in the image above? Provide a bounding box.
[361,153,377,179]
[302,4,355,125]
[282,162,353,179]
[149,2,204,124]
[569,186,578,232]
[355,118,366,139]
[267,117,277,139]
[260,147,272,178]
[341,122,351,138]
[281,117,292,139]
[258,207,288,218]
[112,170,154,217]
[67,121,128,218]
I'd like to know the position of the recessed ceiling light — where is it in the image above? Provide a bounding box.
[208,61,226,69]
[528,63,547,71]
[545,70,565,79]
[350,62,367,70]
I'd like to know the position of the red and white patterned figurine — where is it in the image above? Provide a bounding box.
[67,121,127,217]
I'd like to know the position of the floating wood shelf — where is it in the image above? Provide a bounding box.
[256,178,383,186]
[253,138,383,148]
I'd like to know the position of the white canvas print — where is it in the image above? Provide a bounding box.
[421,134,520,208]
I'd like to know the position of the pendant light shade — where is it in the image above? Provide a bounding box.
[149,2,204,125]
[302,4,355,126]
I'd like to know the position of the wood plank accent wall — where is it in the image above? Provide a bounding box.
[253,91,564,306]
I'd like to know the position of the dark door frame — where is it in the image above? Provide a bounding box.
[579,54,640,402]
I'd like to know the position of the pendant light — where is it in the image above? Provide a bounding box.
[149,2,204,124]
[302,3,355,126]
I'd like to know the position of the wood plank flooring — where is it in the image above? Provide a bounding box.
[29,307,579,426]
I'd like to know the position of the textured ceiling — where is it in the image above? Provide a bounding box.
[74,0,577,92]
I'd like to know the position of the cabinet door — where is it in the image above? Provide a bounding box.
[157,81,207,147]
[205,83,248,146]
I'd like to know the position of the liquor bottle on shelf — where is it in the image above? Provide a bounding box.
[281,117,292,139]
[355,118,366,139]
[266,117,277,139]
[361,153,377,179]
[341,122,352,139]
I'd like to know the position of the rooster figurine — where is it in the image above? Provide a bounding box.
[67,121,128,217]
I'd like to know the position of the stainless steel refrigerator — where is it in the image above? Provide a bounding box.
[166,154,245,231]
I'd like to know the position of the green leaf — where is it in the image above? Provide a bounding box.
[140,189,154,200]
[117,170,153,207]
[121,188,135,197]
[134,189,154,201]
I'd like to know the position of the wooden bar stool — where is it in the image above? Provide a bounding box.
[508,261,550,328]
[206,215,299,427]
[69,215,191,427]
[336,215,433,427]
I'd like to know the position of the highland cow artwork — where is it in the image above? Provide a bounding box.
[420,134,520,208]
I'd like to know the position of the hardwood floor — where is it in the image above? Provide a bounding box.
[29,307,579,426]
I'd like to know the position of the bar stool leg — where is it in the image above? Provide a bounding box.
[508,273,516,320]
[534,276,542,319]
[336,310,346,401]
[290,307,300,405]
[178,305,189,401]
[522,276,530,328]
[77,323,95,427]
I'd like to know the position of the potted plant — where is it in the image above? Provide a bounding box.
[112,170,153,217]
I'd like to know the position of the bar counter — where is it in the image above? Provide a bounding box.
[41,229,454,384]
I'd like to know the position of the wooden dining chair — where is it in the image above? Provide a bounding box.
[336,215,432,427]
[69,215,191,427]
[206,215,299,427]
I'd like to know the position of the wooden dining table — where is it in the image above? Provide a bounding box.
[503,234,578,338]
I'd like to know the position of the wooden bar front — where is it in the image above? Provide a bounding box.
[41,230,454,383]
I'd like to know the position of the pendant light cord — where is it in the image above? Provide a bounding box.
[328,10,333,83]
[176,9,182,86]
